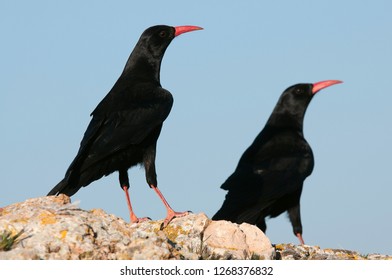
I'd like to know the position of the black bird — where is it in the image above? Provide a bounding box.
[48,25,202,228]
[213,80,342,244]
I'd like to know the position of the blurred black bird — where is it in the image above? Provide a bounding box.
[48,25,202,228]
[213,80,342,244]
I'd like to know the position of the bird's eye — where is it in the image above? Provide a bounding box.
[295,88,304,95]
[159,30,167,38]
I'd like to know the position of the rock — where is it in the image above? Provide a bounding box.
[0,195,274,260]
[275,243,392,260]
[1,196,390,260]
[203,220,274,259]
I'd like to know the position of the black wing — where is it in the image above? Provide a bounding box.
[63,85,173,186]
[214,129,314,223]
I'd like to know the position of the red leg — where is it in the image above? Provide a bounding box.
[296,233,305,245]
[150,184,190,228]
[122,185,150,224]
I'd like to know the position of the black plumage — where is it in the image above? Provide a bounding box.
[48,25,202,227]
[213,80,342,244]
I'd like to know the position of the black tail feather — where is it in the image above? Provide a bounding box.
[47,179,79,196]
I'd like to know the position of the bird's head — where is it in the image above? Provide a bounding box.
[122,25,202,80]
[268,80,342,129]
[138,25,203,59]
[279,80,342,108]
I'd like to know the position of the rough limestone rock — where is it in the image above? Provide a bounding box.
[1,196,390,260]
[0,195,274,260]
[204,220,274,259]
[274,243,392,260]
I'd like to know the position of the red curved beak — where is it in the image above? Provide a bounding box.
[312,80,343,94]
[174,25,203,37]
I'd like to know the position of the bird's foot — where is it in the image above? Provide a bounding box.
[135,217,152,223]
[130,213,151,224]
[296,233,305,245]
[160,210,191,229]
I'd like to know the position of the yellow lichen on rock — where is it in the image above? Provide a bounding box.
[60,230,67,240]
[39,212,57,225]
[162,224,189,243]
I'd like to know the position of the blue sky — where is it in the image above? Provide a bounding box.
[1,1,391,255]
